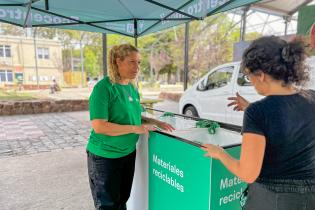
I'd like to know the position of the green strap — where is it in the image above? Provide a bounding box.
[161,112,175,117]
[196,120,220,134]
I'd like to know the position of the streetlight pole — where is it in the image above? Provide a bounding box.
[80,33,84,87]
[33,28,39,89]
[102,33,107,76]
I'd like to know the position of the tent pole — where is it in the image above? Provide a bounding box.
[23,0,41,27]
[45,0,49,10]
[134,19,138,47]
[102,33,107,76]
[24,1,32,27]
[284,16,291,36]
[80,33,85,87]
[184,22,189,90]
[139,0,195,36]
[145,0,199,20]
[240,7,248,41]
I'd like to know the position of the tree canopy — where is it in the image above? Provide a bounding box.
[0,13,261,84]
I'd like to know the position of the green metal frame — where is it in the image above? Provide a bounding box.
[0,0,203,38]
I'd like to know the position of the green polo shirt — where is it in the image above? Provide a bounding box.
[86,76,142,158]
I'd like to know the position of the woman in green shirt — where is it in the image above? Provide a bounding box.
[86,44,174,210]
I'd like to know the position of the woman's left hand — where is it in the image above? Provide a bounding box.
[201,144,224,159]
[156,121,175,132]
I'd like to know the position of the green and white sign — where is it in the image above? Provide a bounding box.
[149,132,246,210]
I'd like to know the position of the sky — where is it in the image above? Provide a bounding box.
[228,0,315,36]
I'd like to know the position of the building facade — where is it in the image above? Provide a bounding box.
[0,35,63,89]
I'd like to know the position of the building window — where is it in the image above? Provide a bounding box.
[0,45,11,58]
[29,75,37,81]
[0,70,13,82]
[39,76,49,81]
[37,47,49,59]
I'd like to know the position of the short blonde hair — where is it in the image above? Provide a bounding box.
[108,44,139,85]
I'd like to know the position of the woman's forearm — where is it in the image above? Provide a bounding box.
[217,152,253,183]
[92,120,136,136]
[141,116,175,132]
[203,134,265,184]
[141,116,159,125]
[216,137,265,183]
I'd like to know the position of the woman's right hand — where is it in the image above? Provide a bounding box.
[133,125,156,135]
[227,92,250,111]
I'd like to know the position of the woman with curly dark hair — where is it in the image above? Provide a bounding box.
[202,36,315,210]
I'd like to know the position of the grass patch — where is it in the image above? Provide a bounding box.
[0,90,38,101]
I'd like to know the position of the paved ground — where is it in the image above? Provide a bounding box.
[0,100,178,159]
[0,147,93,210]
[0,100,178,210]
[34,88,91,100]
[0,112,90,158]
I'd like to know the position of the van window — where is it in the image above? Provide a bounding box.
[237,72,252,86]
[197,79,207,91]
[205,67,233,90]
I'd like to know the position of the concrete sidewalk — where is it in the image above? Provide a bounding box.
[0,112,90,158]
[0,100,178,210]
[0,147,94,210]
[0,111,93,210]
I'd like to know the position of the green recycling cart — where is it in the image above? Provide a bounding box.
[127,115,246,210]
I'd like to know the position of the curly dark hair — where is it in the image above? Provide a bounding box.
[241,36,309,86]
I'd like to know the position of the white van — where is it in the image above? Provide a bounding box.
[179,57,315,126]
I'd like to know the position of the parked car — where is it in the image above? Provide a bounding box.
[179,57,315,126]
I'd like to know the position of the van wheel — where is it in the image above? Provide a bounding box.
[184,106,199,117]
